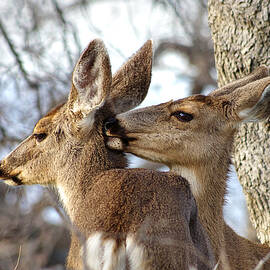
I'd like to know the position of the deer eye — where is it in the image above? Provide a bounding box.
[172,111,193,122]
[33,133,47,142]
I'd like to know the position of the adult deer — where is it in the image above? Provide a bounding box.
[0,39,214,269]
[105,67,270,269]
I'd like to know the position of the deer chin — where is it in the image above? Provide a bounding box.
[0,167,23,185]
[106,137,125,151]
[105,133,137,152]
[0,175,23,186]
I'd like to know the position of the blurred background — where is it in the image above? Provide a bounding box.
[0,0,256,269]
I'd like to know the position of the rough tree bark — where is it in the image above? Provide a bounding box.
[208,0,270,244]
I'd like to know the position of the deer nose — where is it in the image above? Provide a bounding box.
[104,117,118,132]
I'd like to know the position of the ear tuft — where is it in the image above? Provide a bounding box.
[106,40,153,114]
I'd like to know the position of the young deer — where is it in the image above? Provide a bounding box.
[0,39,214,269]
[105,67,270,269]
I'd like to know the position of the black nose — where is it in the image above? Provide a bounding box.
[104,117,118,132]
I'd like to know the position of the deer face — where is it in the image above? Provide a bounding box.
[106,67,270,169]
[0,104,66,186]
[0,39,152,187]
[106,95,229,167]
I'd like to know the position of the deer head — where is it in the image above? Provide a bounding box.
[105,66,270,170]
[0,39,152,191]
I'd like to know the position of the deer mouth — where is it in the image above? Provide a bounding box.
[105,127,138,150]
[105,132,137,151]
[0,168,10,180]
[0,169,23,185]
[104,119,136,151]
[10,175,23,185]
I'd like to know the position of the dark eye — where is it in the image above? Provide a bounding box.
[172,111,193,122]
[33,133,47,142]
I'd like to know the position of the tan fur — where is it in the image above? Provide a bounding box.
[0,39,214,269]
[106,66,270,269]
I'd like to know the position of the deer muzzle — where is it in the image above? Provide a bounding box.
[0,161,22,185]
[104,117,135,151]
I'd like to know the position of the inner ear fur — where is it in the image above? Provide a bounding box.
[234,77,270,121]
[214,76,270,121]
[68,39,112,117]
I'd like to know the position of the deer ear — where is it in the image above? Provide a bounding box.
[217,77,270,122]
[210,66,269,97]
[68,39,112,119]
[235,78,270,121]
[106,40,153,114]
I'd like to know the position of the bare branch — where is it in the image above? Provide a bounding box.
[0,18,38,89]
[13,245,22,270]
[52,0,74,67]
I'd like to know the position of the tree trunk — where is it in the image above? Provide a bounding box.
[208,0,270,244]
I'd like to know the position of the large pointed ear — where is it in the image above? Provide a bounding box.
[216,76,270,122]
[68,39,112,120]
[234,77,270,121]
[105,40,153,114]
[210,66,269,97]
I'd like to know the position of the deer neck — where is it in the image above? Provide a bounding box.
[56,138,127,222]
[170,156,230,254]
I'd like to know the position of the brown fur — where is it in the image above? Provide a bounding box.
[0,39,214,269]
[106,66,270,269]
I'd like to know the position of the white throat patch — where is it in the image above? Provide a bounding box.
[171,166,201,198]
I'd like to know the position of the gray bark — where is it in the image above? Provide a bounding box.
[208,0,270,244]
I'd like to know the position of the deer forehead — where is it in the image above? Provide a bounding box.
[34,116,54,134]
[169,95,212,115]
[33,104,65,133]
